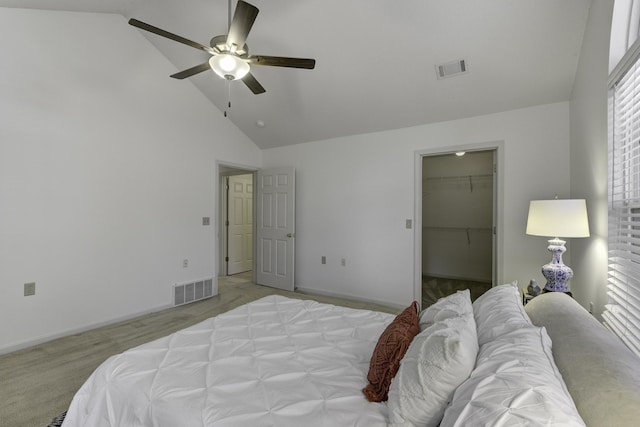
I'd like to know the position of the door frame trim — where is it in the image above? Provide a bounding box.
[413,140,505,304]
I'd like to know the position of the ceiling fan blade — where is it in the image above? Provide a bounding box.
[170,62,211,79]
[129,19,215,54]
[242,72,266,94]
[226,0,259,51]
[249,55,316,69]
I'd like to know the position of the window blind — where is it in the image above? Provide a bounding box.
[607,48,640,359]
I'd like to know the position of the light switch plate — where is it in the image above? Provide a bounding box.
[406,219,412,229]
[202,217,210,226]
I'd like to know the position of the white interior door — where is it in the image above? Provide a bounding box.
[227,174,253,275]
[256,167,295,291]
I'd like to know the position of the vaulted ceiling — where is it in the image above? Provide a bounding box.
[0,0,591,149]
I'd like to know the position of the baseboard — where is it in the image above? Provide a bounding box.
[295,286,406,311]
[0,302,173,355]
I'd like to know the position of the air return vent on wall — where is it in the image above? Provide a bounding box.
[435,59,468,79]
[173,278,214,306]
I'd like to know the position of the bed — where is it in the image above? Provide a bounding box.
[62,295,393,426]
[62,284,594,427]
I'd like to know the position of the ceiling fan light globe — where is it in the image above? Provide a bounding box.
[209,54,249,80]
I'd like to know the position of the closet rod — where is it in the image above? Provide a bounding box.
[423,226,492,231]
[423,173,493,181]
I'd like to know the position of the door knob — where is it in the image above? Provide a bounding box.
[287,233,295,238]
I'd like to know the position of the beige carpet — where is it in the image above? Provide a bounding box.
[0,272,398,427]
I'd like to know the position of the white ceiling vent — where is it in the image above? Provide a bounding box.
[435,59,468,80]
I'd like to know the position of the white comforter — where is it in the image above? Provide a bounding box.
[62,295,393,427]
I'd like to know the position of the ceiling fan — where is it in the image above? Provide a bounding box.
[128,0,316,95]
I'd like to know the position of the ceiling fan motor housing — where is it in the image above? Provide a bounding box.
[210,35,248,56]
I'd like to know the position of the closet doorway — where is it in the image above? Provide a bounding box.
[421,149,495,308]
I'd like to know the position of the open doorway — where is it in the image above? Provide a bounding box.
[421,149,496,308]
[217,164,297,291]
[218,165,256,280]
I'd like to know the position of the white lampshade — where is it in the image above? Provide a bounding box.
[209,54,250,80]
[526,199,590,238]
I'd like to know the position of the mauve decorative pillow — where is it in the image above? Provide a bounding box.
[363,301,420,402]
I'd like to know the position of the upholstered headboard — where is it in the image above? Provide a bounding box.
[525,292,640,427]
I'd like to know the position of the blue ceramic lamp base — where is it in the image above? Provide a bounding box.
[541,238,573,292]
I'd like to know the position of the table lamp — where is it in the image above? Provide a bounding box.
[525,199,590,293]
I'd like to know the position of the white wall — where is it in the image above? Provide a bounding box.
[263,102,571,307]
[0,9,261,353]
[569,0,614,319]
[0,5,605,353]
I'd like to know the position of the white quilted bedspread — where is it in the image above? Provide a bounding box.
[62,295,394,427]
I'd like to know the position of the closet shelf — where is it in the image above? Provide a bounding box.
[423,226,492,231]
[423,174,493,192]
[423,173,493,181]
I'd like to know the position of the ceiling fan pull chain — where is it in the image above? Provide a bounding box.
[224,81,231,118]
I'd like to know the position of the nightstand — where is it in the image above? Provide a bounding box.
[522,291,536,306]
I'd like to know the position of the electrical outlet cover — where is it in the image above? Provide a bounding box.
[24,282,36,296]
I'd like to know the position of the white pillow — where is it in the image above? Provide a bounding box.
[419,289,473,330]
[472,281,532,347]
[387,313,479,427]
[440,326,585,427]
